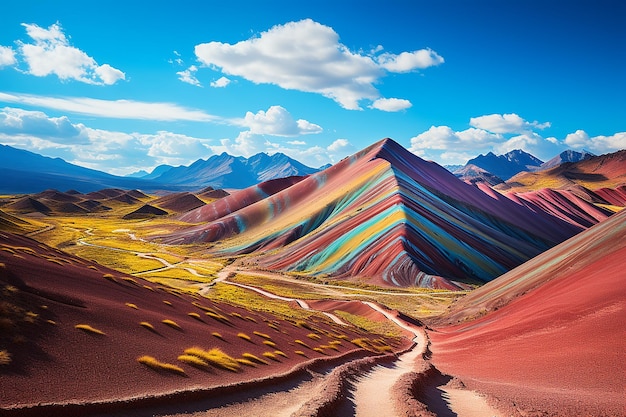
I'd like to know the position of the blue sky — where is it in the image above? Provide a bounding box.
[0,0,624,175]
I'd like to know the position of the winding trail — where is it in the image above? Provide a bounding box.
[71,228,502,416]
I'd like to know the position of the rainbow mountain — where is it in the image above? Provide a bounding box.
[160,138,611,289]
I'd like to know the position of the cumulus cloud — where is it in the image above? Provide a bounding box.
[16,22,125,85]
[0,107,85,142]
[177,65,201,86]
[194,19,442,110]
[0,46,17,67]
[565,130,626,154]
[470,113,550,134]
[0,92,219,122]
[369,98,412,112]
[410,113,625,165]
[210,76,231,88]
[0,107,214,175]
[376,49,444,72]
[240,105,322,136]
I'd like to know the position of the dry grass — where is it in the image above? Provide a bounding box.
[294,339,310,349]
[211,331,224,340]
[313,347,326,354]
[177,354,209,369]
[253,331,271,339]
[307,333,321,340]
[0,349,11,366]
[140,321,156,331]
[295,350,306,357]
[75,324,105,335]
[187,312,202,321]
[236,358,257,367]
[262,352,280,361]
[163,300,173,306]
[206,311,231,324]
[241,353,269,365]
[183,347,240,372]
[274,350,287,358]
[162,319,182,330]
[137,355,186,376]
[237,332,252,342]
[125,303,138,309]
[263,340,277,347]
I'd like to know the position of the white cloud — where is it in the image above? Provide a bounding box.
[565,130,626,154]
[327,138,350,153]
[0,107,85,142]
[194,19,442,110]
[410,126,502,154]
[287,140,306,146]
[210,76,231,88]
[369,97,412,112]
[0,107,215,175]
[376,49,444,72]
[177,65,201,86]
[494,132,541,155]
[470,113,550,134]
[241,105,322,136]
[0,46,17,67]
[0,92,219,122]
[17,22,125,85]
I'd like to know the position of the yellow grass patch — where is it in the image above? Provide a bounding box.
[75,324,106,335]
[125,303,138,309]
[137,355,186,376]
[183,347,240,372]
[241,352,268,365]
[162,319,182,330]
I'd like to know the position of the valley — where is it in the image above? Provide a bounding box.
[0,140,624,417]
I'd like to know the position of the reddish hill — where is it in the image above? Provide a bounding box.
[152,192,205,213]
[428,209,626,416]
[161,138,602,289]
[0,233,397,415]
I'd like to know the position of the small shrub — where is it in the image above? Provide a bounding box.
[46,320,56,325]
[75,324,105,336]
[307,333,321,340]
[143,285,154,291]
[137,355,186,376]
[274,350,287,358]
[263,340,277,347]
[295,350,306,357]
[241,353,268,365]
[206,311,231,324]
[245,316,257,323]
[122,277,139,285]
[125,303,138,309]
[163,300,173,306]
[211,332,223,340]
[267,322,279,331]
[162,319,182,330]
[322,344,339,351]
[237,332,252,342]
[230,312,244,319]
[88,265,98,270]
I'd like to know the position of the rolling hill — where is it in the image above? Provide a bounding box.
[160,138,605,289]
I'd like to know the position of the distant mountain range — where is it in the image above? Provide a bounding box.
[450,149,595,183]
[0,144,320,193]
[146,152,319,189]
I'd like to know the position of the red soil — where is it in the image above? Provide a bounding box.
[153,192,205,213]
[429,210,626,416]
[0,233,398,414]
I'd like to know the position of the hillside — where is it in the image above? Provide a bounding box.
[0,232,399,414]
[160,138,603,289]
[429,208,626,416]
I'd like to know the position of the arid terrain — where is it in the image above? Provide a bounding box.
[1,140,624,417]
